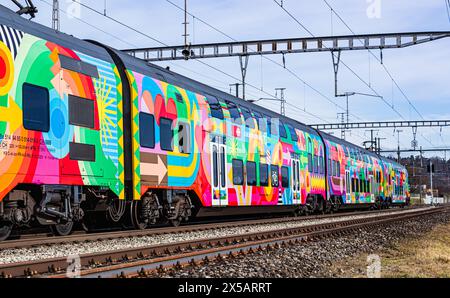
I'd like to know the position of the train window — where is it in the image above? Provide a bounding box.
[352,178,356,192]
[328,159,332,176]
[178,122,190,154]
[69,95,95,129]
[160,117,174,151]
[69,142,95,162]
[313,156,319,174]
[240,106,256,129]
[271,165,280,187]
[59,54,99,78]
[265,115,274,136]
[206,96,224,120]
[232,159,244,185]
[279,121,288,139]
[308,154,313,173]
[23,83,50,132]
[139,112,155,149]
[260,164,269,187]
[226,101,242,124]
[253,111,266,132]
[337,162,341,177]
[360,179,364,193]
[247,161,257,186]
[175,93,184,103]
[318,158,322,175]
[281,166,290,188]
[287,124,298,142]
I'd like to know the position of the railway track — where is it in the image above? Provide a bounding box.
[0,206,420,251]
[0,205,446,278]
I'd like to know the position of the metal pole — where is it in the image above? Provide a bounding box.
[396,130,403,163]
[275,88,286,116]
[52,0,60,31]
[346,94,349,124]
[429,159,433,203]
[240,55,249,100]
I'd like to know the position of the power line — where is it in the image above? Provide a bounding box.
[446,0,450,23]
[67,1,285,102]
[322,0,443,148]
[272,0,431,149]
[163,0,378,144]
[272,0,405,119]
[68,0,351,128]
[38,0,273,105]
[164,0,354,116]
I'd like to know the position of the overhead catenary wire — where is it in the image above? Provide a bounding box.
[164,0,355,117]
[321,0,443,148]
[162,0,374,144]
[446,0,450,23]
[272,0,427,148]
[43,0,380,145]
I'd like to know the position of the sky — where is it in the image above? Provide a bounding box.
[3,0,450,158]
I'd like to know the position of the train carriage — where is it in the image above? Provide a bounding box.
[0,4,410,241]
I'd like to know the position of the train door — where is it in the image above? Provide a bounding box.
[370,176,375,203]
[345,170,351,204]
[210,137,228,207]
[292,156,301,204]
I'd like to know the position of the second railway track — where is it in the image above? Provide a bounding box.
[0,206,424,251]
[0,205,447,278]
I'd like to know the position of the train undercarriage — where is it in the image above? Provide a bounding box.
[0,185,409,241]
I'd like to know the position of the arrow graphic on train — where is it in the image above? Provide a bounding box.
[140,154,168,185]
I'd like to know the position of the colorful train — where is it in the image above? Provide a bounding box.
[0,5,409,240]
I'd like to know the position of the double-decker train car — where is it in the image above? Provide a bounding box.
[0,5,409,241]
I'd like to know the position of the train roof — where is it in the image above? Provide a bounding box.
[318,130,405,169]
[112,49,319,136]
[0,4,318,137]
[0,5,405,170]
[0,5,114,63]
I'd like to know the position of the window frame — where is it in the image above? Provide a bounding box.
[260,163,269,187]
[279,121,288,139]
[271,165,280,187]
[281,166,290,188]
[178,122,190,154]
[22,83,50,133]
[246,161,257,186]
[139,112,156,149]
[160,117,174,152]
[206,96,224,120]
[69,95,95,129]
[226,100,242,124]
[286,124,298,142]
[239,106,256,129]
[232,159,244,186]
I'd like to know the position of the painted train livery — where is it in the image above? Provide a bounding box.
[0,5,409,240]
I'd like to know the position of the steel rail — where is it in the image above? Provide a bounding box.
[0,206,444,278]
[0,206,418,251]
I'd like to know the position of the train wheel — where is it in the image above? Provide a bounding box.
[0,222,12,241]
[130,200,148,230]
[51,221,74,236]
[170,218,182,227]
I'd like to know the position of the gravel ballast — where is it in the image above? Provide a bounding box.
[151,211,450,278]
[0,208,432,265]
